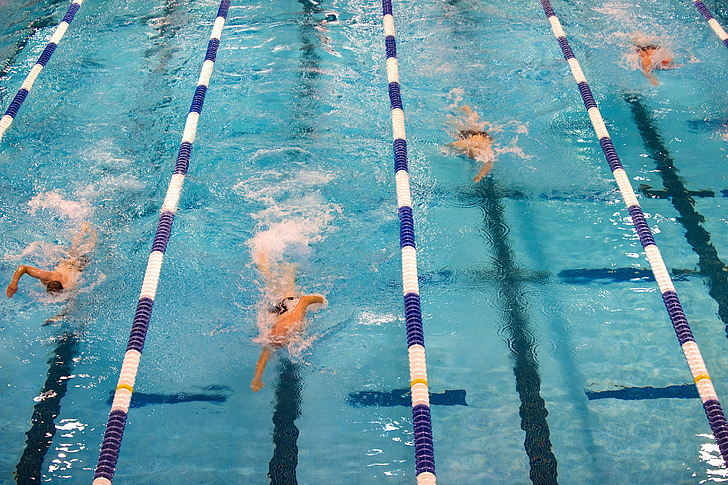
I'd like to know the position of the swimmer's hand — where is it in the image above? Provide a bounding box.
[251,378,264,392]
[308,294,328,310]
[6,282,17,298]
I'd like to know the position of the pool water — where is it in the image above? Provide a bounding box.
[2,0,728,483]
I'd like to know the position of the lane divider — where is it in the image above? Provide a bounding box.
[539,0,728,465]
[0,0,83,142]
[381,1,436,483]
[691,0,728,49]
[92,2,230,483]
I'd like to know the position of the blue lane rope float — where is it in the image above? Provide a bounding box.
[380,1,436,483]
[92,2,230,483]
[0,0,83,142]
[691,0,728,49]
[538,0,728,464]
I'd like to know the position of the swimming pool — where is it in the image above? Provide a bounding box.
[3,0,728,482]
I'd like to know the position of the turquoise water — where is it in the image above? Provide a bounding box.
[2,0,728,483]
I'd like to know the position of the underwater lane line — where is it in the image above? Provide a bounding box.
[268,360,302,485]
[624,92,728,339]
[14,332,78,484]
[264,1,327,481]
[467,180,559,485]
[539,0,728,465]
[92,2,231,483]
[0,0,83,142]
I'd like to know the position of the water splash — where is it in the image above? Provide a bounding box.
[27,190,93,223]
[239,161,338,357]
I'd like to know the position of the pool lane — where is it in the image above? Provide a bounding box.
[625,92,728,339]
[460,179,559,485]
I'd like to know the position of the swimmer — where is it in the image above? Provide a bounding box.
[250,253,326,392]
[634,38,674,86]
[6,222,97,298]
[250,293,325,392]
[448,105,496,182]
[450,129,495,182]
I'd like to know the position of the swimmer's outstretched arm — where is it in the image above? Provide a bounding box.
[6,265,58,298]
[641,63,659,86]
[251,347,272,392]
[272,294,325,335]
[473,161,494,183]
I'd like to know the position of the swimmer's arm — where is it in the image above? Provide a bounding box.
[643,70,659,86]
[299,294,325,308]
[639,54,659,85]
[281,295,325,321]
[269,294,326,338]
[251,347,272,392]
[473,161,494,183]
[6,265,55,297]
[70,222,97,255]
[449,139,471,150]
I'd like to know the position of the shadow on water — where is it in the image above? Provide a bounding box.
[268,359,302,485]
[624,93,728,338]
[459,178,558,485]
[14,331,77,485]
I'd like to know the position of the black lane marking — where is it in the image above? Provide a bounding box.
[625,93,728,338]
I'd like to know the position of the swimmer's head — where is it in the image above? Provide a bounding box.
[636,43,659,53]
[269,296,296,315]
[46,281,63,294]
[459,130,493,141]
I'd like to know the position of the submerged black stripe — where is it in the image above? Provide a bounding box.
[15,332,78,484]
[289,0,324,138]
[268,359,302,485]
[347,388,468,407]
[586,384,699,400]
[469,178,558,484]
[625,93,728,338]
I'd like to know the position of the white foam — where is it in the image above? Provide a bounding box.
[247,213,335,263]
[3,240,64,265]
[241,166,341,265]
[27,190,93,221]
[446,88,464,109]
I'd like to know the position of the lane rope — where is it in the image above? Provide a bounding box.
[691,0,728,49]
[539,0,728,465]
[0,0,83,142]
[380,1,436,483]
[92,2,230,483]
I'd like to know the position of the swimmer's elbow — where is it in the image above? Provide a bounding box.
[303,294,326,306]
